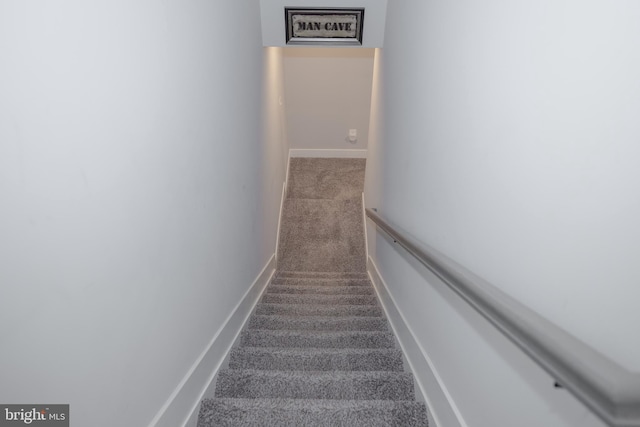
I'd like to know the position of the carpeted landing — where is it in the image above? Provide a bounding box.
[277,158,368,273]
[197,158,428,426]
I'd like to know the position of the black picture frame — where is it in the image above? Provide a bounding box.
[285,8,365,46]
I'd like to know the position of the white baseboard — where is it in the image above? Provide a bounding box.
[275,182,286,264]
[149,255,276,427]
[284,153,291,197]
[367,257,466,427]
[362,193,369,262]
[289,148,368,158]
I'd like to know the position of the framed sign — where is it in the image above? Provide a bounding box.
[285,8,365,45]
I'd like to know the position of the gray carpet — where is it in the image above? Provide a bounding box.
[286,157,366,200]
[277,158,367,273]
[198,158,428,426]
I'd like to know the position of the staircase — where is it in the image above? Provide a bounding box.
[197,158,428,426]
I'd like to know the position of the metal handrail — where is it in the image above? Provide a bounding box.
[365,208,640,427]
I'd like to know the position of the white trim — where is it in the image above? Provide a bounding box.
[284,155,291,198]
[275,182,286,264]
[149,255,276,427]
[362,193,369,262]
[367,257,468,427]
[289,148,368,158]
[184,406,198,427]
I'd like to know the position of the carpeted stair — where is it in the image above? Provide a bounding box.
[197,158,428,426]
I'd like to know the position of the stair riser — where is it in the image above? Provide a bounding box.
[215,371,416,400]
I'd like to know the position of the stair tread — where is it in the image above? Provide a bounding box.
[241,329,396,349]
[266,285,374,295]
[232,347,402,355]
[255,303,383,317]
[276,271,369,279]
[242,330,395,338]
[215,369,416,400]
[261,293,378,305]
[229,347,404,371]
[218,369,413,378]
[198,398,428,427]
[248,315,389,331]
[272,277,372,287]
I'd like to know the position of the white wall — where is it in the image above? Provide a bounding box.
[367,1,640,426]
[284,47,374,150]
[364,48,384,248]
[261,47,290,253]
[0,1,287,426]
